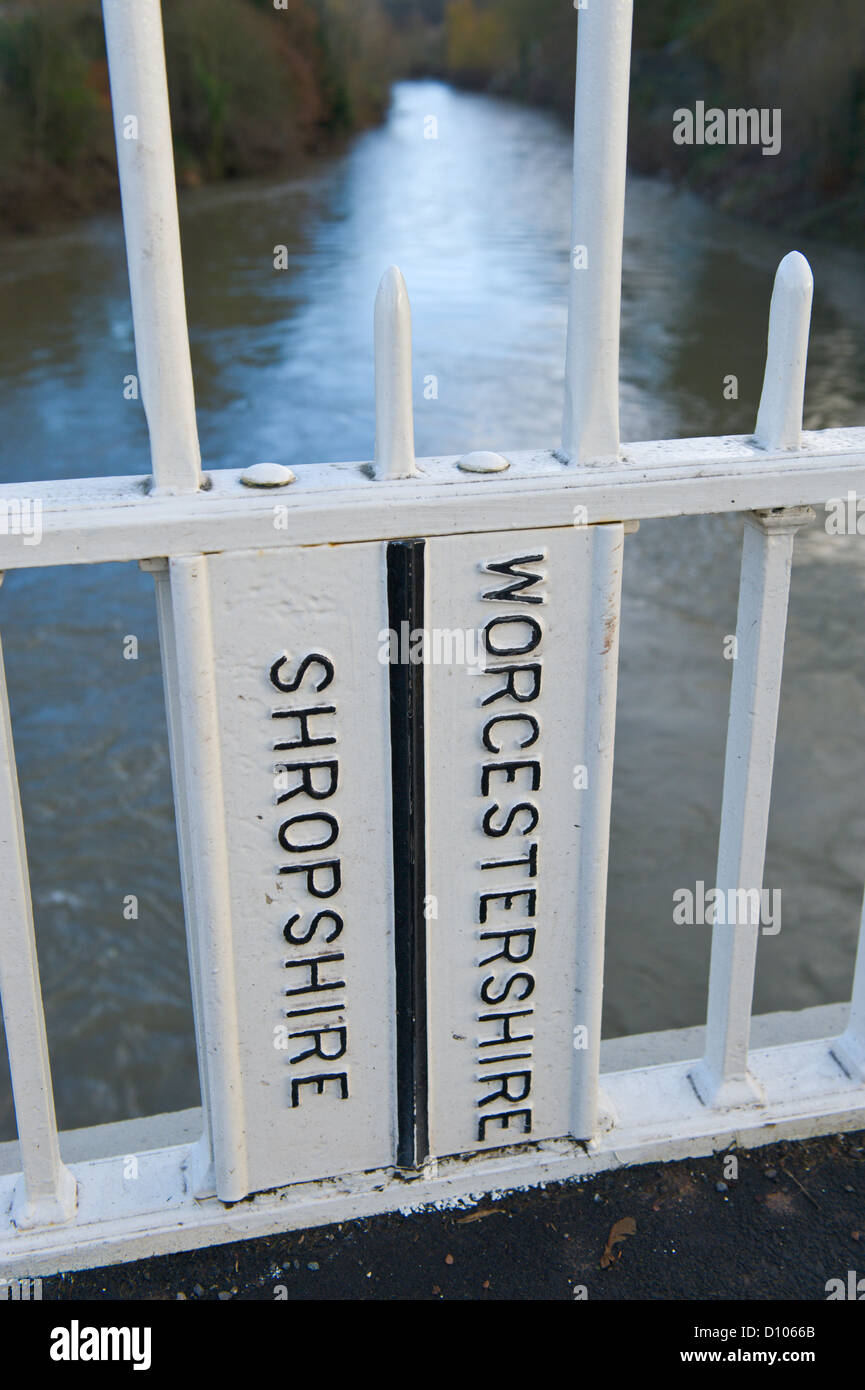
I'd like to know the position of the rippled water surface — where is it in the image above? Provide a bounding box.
[2,82,865,1138]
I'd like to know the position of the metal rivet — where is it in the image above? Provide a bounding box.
[240,462,296,488]
[456,451,510,474]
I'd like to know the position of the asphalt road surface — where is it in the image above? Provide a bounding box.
[43,1130,865,1302]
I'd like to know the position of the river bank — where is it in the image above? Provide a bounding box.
[0,0,397,235]
[437,0,865,248]
[3,3,863,245]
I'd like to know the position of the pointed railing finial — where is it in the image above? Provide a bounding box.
[755,251,814,452]
[374,266,418,480]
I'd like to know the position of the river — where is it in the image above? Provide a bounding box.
[1,80,865,1139]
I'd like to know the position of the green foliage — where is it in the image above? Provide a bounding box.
[633,0,713,50]
[163,0,302,179]
[651,0,865,233]
[444,0,571,103]
[434,0,865,241]
[2,0,861,239]
[445,0,513,77]
[0,0,398,231]
[310,0,395,132]
[0,1,106,168]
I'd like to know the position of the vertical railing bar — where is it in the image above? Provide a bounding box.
[833,895,865,1082]
[564,3,633,1139]
[691,252,815,1109]
[571,524,626,1140]
[101,0,227,1186]
[690,510,809,1108]
[562,0,633,465]
[145,559,215,1193]
[0,594,76,1227]
[168,557,250,1201]
[101,0,201,496]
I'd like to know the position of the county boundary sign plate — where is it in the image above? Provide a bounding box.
[423,524,623,1158]
[170,543,397,1198]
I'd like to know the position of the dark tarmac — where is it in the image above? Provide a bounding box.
[40,1130,865,1302]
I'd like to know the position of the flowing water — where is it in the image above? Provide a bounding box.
[2,81,865,1139]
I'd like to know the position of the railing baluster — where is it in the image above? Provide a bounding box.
[561,2,633,1137]
[691,253,815,1108]
[834,893,865,1082]
[571,523,626,1140]
[145,559,215,1193]
[103,0,221,1182]
[102,0,201,495]
[562,0,633,464]
[167,558,250,1202]
[0,596,76,1227]
[690,509,810,1107]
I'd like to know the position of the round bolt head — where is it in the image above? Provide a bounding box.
[240,462,296,488]
[457,450,510,474]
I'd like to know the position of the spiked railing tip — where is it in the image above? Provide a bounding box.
[755,250,814,452]
[374,265,418,480]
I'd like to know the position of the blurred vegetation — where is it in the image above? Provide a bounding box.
[0,0,397,232]
[1,1,862,240]
[435,0,865,241]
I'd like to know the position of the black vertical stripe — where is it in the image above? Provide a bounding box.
[387,539,429,1168]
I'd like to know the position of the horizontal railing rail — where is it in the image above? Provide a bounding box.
[0,430,864,568]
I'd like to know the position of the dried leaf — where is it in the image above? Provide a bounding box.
[600,1216,637,1269]
[456,1208,505,1224]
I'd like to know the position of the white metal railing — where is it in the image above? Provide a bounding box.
[1,0,864,1277]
